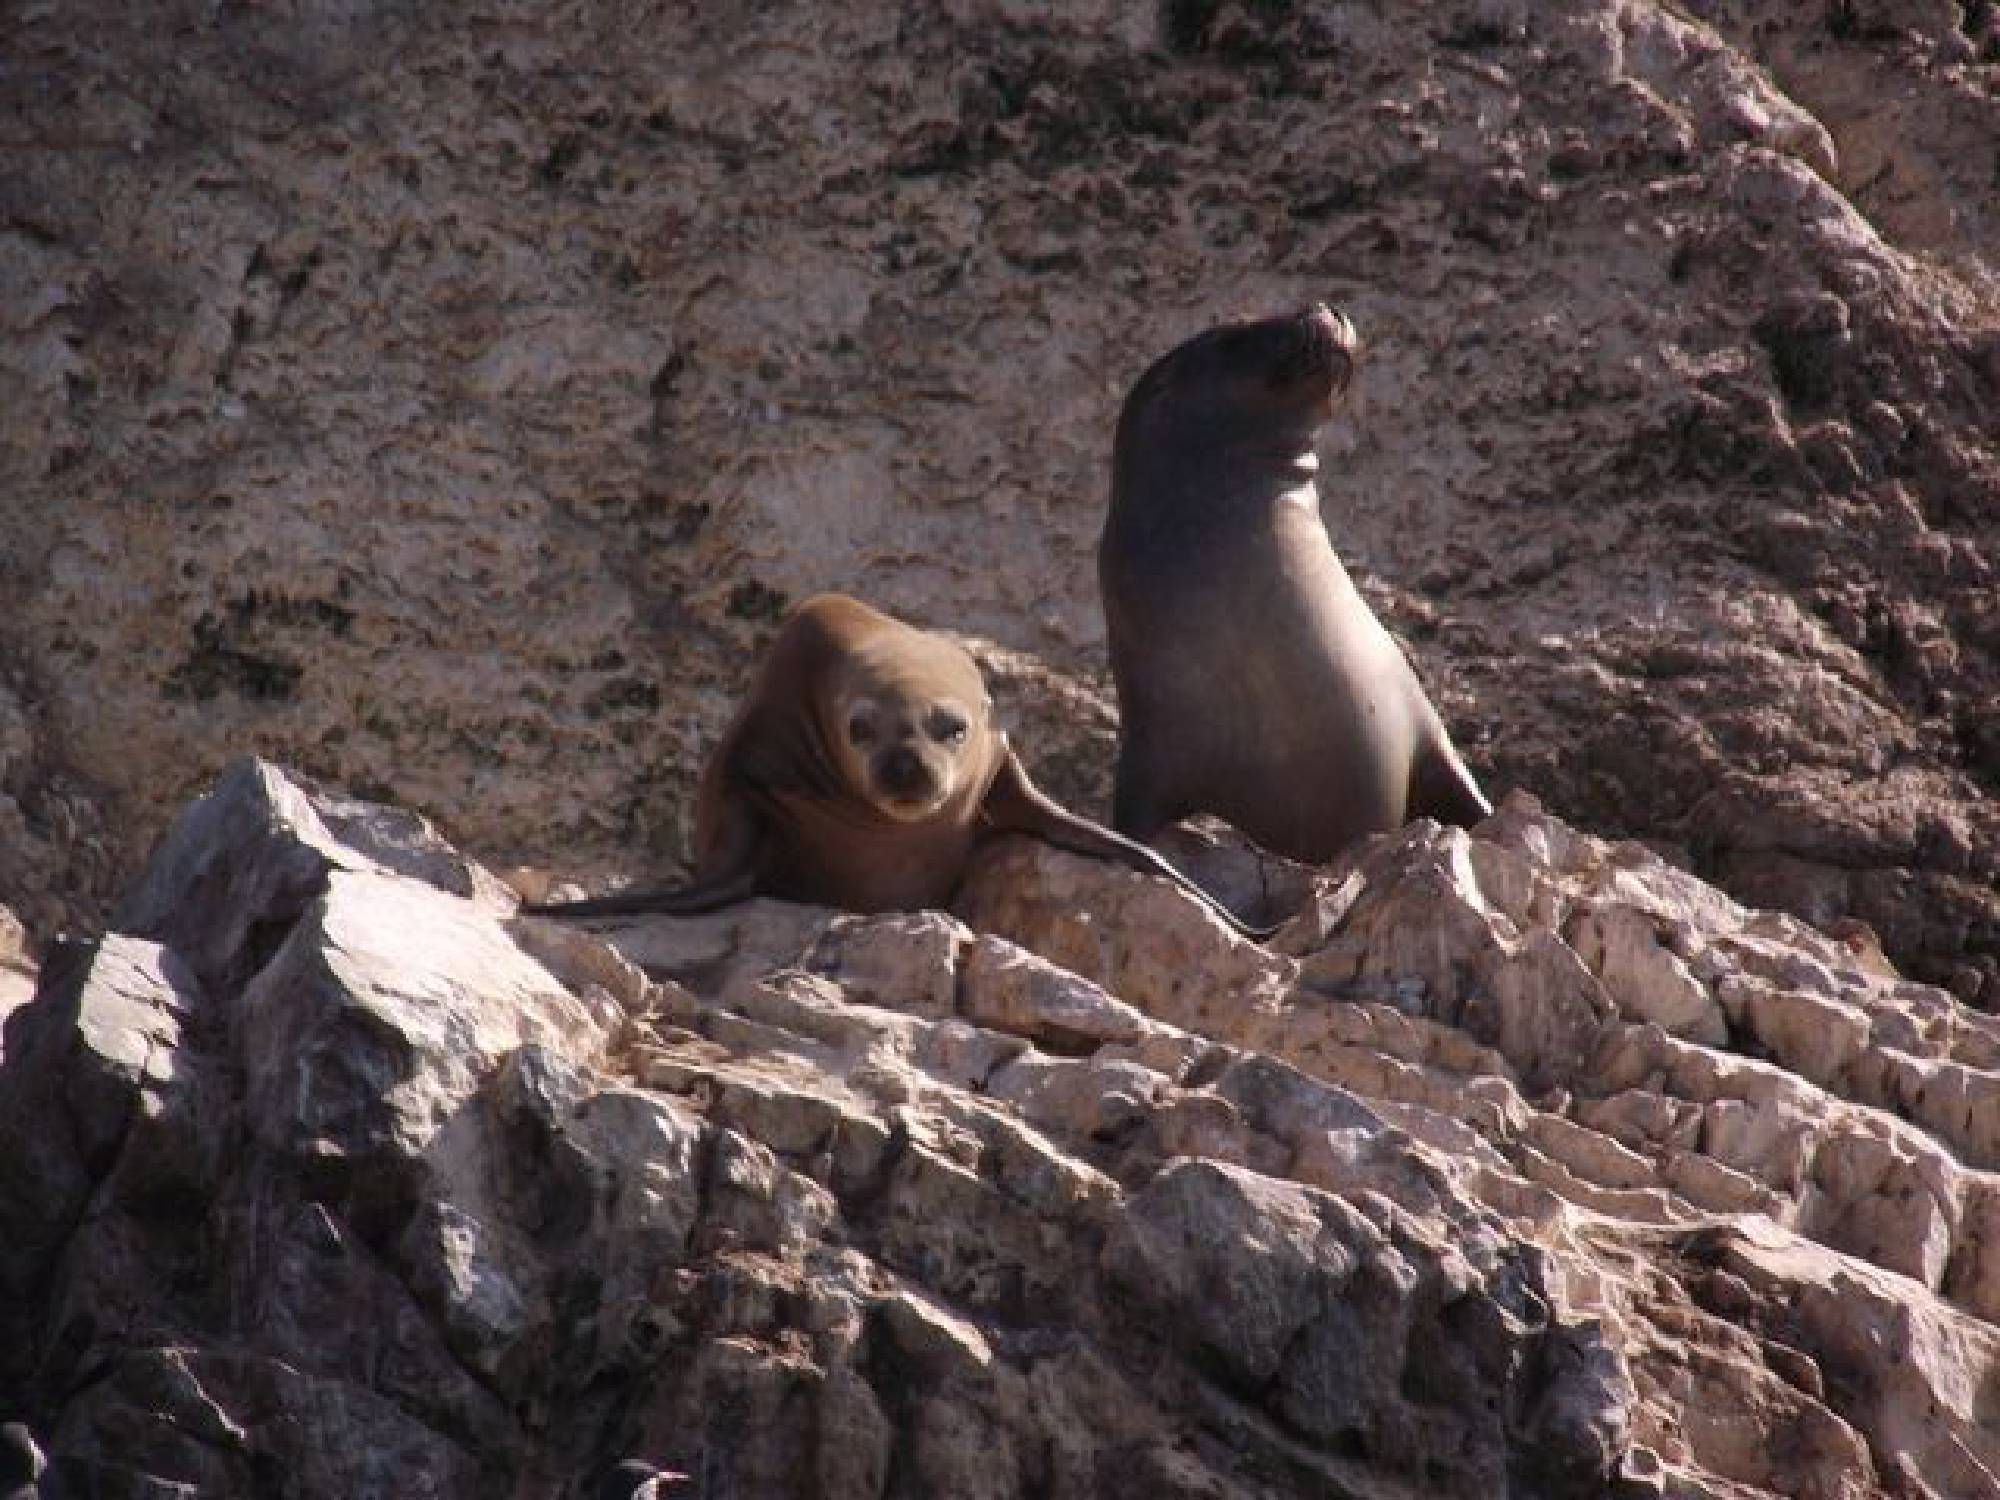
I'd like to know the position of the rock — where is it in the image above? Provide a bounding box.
[54,1347,486,1497]
[0,934,213,1399]
[235,870,610,1165]
[1568,902,1728,1047]
[957,933,1157,1051]
[807,911,967,1021]
[12,763,2000,1494]
[110,757,356,994]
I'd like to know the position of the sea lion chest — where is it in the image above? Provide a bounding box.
[1109,484,1423,853]
[1225,499,1411,765]
[751,778,987,913]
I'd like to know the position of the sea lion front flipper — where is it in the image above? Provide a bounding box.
[1409,735,1493,830]
[524,797,764,919]
[520,864,759,919]
[978,746,1278,941]
[1108,729,1178,845]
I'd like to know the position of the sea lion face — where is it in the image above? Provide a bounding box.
[823,650,994,823]
[1123,303,1360,455]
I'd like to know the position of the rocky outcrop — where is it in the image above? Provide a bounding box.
[1,0,1995,999]
[4,761,1998,1496]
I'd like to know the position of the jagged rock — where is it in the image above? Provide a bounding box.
[0,934,213,1399]
[113,756,500,995]
[6,763,2000,1495]
[2,0,1995,1009]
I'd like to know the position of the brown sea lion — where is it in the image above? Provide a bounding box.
[526,593,1267,937]
[1097,304,1491,862]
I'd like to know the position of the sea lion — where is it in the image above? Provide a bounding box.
[1097,304,1491,862]
[526,593,1266,937]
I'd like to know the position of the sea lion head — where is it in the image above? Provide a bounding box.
[1116,303,1359,470]
[819,631,996,823]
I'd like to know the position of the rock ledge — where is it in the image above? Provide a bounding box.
[2,761,1996,1498]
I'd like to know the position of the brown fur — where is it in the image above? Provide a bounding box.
[527,594,1267,936]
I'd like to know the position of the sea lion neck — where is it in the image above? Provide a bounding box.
[1111,420,1326,532]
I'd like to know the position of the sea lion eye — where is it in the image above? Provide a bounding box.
[928,709,969,746]
[847,710,878,746]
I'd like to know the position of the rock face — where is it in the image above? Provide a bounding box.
[0,0,1995,1001]
[5,761,2000,1496]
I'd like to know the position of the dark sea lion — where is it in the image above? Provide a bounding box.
[526,593,1267,937]
[1098,304,1491,862]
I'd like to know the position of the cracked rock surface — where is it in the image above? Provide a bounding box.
[4,761,2000,1496]
[0,0,1995,1001]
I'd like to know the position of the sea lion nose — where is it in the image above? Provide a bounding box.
[1308,302,1359,354]
[877,744,934,799]
[1301,304,1359,395]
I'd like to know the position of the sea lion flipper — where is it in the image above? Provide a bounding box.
[521,862,759,919]
[1410,736,1493,829]
[1108,733,1176,845]
[524,798,765,919]
[980,748,1276,941]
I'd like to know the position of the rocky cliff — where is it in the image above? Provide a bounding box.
[3,5,1999,1494]
[1,0,1995,999]
[5,761,2000,1496]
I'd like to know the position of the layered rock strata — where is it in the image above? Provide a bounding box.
[3,762,1996,1497]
